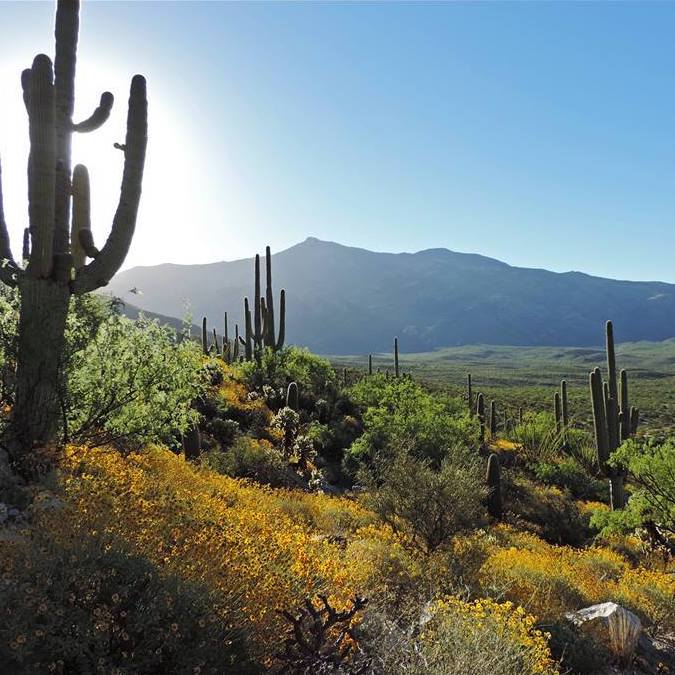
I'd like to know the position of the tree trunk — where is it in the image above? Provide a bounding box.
[609,474,626,511]
[10,276,70,459]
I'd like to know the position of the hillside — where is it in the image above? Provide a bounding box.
[107,238,675,354]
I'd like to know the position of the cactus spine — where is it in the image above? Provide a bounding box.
[0,0,148,454]
[589,321,638,510]
[486,453,502,520]
[394,337,400,377]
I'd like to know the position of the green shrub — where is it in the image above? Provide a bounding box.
[239,347,336,408]
[534,458,606,501]
[204,436,299,488]
[359,449,486,554]
[66,313,205,449]
[509,412,561,465]
[347,377,479,471]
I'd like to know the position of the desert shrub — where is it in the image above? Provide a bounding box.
[66,313,205,449]
[239,347,336,408]
[359,596,556,675]
[507,477,589,546]
[204,436,298,488]
[347,377,479,471]
[510,412,562,465]
[534,458,606,501]
[359,449,486,554]
[0,515,255,674]
[609,438,674,537]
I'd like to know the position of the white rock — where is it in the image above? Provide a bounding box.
[566,602,642,663]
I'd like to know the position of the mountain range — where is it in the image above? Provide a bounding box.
[105,237,675,355]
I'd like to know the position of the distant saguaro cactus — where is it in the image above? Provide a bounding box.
[489,400,497,437]
[486,453,502,520]
[394,337,400,378]
[589,321,638,510]
[0,0,148,456]
[368,354,373,376]
[476,393,485,450]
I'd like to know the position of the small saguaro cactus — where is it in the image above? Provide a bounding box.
[394,337,400,377]
[368,354,373,376]
[202,317,209,355]
[182,424,201,462]
[0,0,148,455]
[489,400,497,437]
[476,393,486,450]
[222,312,231,364]
[486,453,502,520]
[588,321,639,510]
[561,380,569,429]
[286,381,299,412]
[554,391,562,434]
[212,328,219,354]
[243,297,253,361]
[467,373,473,415]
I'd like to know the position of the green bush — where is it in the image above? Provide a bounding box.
[347,377,479,472]
[66,312,205,449]
[204,436,299,488]
[509,412,561,465]
[359,449,486,554]
[591,438,675,544]
[534,458,606,501]
[239,347,336,409]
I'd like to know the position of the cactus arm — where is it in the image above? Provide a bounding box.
[254,254,262,350]
[53,0,79,255]
[73,91,114,132]
[244,297,253,360]
[264,246,274,347]
[27,55,56,279]
[276,288,285,349]
[606,320,618,402]
[22,228,30,262]
[590,368,610,469]
[0,157,20,285]
[21,69,32,112]
[72,75,147,294]
[70,163,93,268]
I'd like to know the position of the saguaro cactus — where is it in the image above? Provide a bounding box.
[260,246,285,351]
[476,393,485,450]
[489,400,497,437]
[368,354,373,376]
[486,453,502,520]
[286,381,299,412]
[0,0,148,456]
[394,337,400,378]
[588,321,638,510]
[202,317,209,355]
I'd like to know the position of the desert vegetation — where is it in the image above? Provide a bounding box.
[0,2,673,674]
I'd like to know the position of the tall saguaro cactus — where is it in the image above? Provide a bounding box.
[252,247,285,354]
[589,321,639,510]
[0,0,148,457]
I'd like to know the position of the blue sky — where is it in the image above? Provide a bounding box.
[1,1,675,282]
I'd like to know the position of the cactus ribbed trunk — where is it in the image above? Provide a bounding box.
[1,0,147,460]
[394,337,399,378]
[12,277,70,451]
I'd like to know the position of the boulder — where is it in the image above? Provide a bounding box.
[566,602,642,663]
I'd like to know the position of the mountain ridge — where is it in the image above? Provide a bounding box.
[106,237,675,354]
